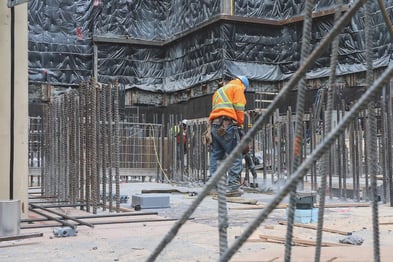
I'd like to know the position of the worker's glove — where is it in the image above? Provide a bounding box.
[202,122,212,146]
[216,126,226,137]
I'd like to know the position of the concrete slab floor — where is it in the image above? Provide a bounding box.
[1,182,393,262]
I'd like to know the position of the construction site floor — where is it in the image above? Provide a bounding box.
[2,182,393,262]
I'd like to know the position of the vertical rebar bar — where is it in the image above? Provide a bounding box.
[286,108,292,178]
[365,1,381,259]
[285,1,313,260]
[387,82,393,206]
[91,79,98,214]
[381,90,388,203]
[43,102,49,196]
[57,96,63,200]
[315,1,342,260]
[356,118,361,201]
[79,83,86,210]
[217,169,228,257]
[64,92,70,201]
[341,100,348,200]
[85,82,92,212]
[114,80,121,212]
[311,106,317,191]
[107,83,113,211]
[101,84,108,210]
[96,83,102,209]
[69,90,76,204]
[276,110,282,183]
[336,107,342,198]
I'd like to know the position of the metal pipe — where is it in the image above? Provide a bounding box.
[0,233,43,242]
[21,211,159,223]
[21,217,193,230]
[9,5,15,200]
[28,204,87,208]
[29,203,94,228]
[28,207,76,229]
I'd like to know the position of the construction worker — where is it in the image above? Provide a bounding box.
[205,76,249,197]
[171,119,188,170]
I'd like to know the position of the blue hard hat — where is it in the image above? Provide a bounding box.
[237,76,249,90]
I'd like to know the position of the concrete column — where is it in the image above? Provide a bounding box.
[0,3,28,218]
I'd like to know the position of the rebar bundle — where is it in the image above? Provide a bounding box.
[40,79,121,213]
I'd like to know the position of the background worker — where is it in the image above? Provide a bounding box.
[206,76,249,197]
[172,119,188,170]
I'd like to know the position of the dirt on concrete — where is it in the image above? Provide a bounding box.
[1,182,393,262]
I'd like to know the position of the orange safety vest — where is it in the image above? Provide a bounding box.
[208,79,246,125]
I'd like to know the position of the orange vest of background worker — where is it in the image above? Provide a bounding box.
[208,78,246,126]
[207,76,248,197]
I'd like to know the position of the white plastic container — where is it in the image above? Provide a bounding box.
[0,200,21,237]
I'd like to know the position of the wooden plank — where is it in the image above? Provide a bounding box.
[278,221,352,235]
[105,205,135,213]
[258,235,309,247]
[212,196,258,205]
[379,222,393,225]
[230,202,370,210]
[229,203,287,210]
[259,234,348,247]
[321,203,370,208]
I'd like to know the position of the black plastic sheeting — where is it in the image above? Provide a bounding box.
[28,0,94,84]
[235,0,343,19]
[28,0,393,93]
[95,0,221,41]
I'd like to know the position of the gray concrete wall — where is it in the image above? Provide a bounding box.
[0,2,28,218]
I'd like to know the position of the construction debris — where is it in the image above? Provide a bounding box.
[53,227,78,237]
[339,235,364,245]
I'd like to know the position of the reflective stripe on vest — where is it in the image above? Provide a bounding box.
[212,84,236,111]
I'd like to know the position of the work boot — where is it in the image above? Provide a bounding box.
[225,188,244,197]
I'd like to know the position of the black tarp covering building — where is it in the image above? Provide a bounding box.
[28,0,393,95]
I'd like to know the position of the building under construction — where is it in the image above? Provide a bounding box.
[2,0,393,261]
